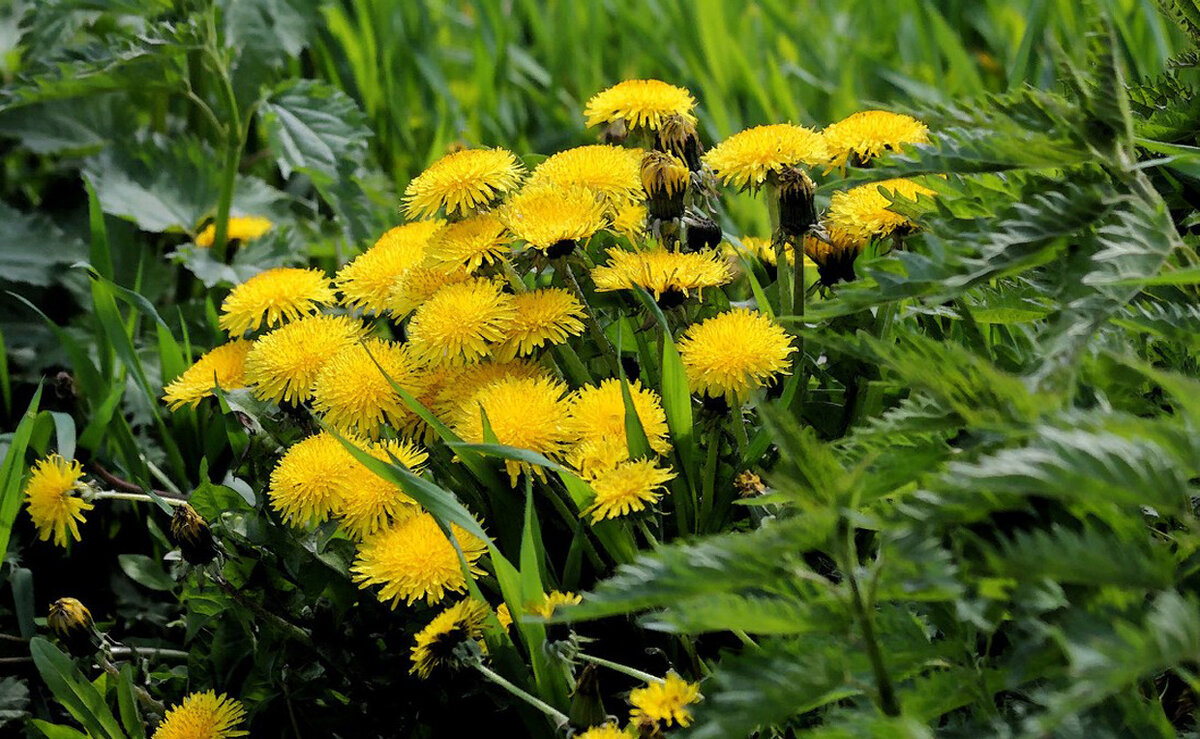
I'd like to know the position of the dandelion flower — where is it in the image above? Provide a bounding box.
[704,124,827,190]
[591,247,733,308]
[268,433,356,527]
[528,590,582,619]
[195,215,272,248]
[387,264,471,318]
[566,379,671,462]
[641,151,689,221]
[577,726,634,739]
[583,459,675,522]
[500,185,608,257]
[244,315,364,404]
[312,339,425,438]
[584,80,697,132]
[679,308,794,402]
[493,288,585,361]
[496,603,513,631]
[163,340,252,410]
[404,148,525,219]
[822,110,929,168]
[406,278,516,366]
[410,598,490,679]
[24,455,91,548]
[629,674,702,730]
[339,438,428,539]
[352,512,487,607]
[802,229,863,286]
[826,178,936,247]
[337,221,442,314]
[453,375,571,485]
[527,145,645,206]
[218,267,336,336]
[435,359,553,423]
[609,200,648,240]
[152,691,247,739]
[423,214,511,273]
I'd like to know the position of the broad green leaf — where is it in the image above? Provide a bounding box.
[0,386,43,557]
[29,637,126,739]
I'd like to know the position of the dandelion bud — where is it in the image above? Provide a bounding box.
[170,503,218,566]
[682,211,722,252]
[656,114,704,171]
[734,470,767,498]
[776,166,818,241]
[803,231,861,287]
[641,151,689,223]
[48,597,99,656]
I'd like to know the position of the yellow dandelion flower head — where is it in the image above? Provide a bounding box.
[822,110,929,168]
[404,148,525,219]
[723,236,820,273]
[244,315,365,404]
[312,339,426,438]
[496,602,513,631]
[453,375,571,485]
[703,123,828,190]
[500,185,608,253]
[24,455,91,548]
[629,673,702,730]
[493,288,586,361]
[218,267,335,337]
[584,80,697,132]
[268,432,355,527]
[337,221,442,314]
[679,308,794,402]
[163,340,252,410]
[406,278,516,366]
[410,598,490,679]
[826,178,936,246]
[568,436,631,479]
[583,459,675,523]
[566,379,671,459]
[424,213,512,274]
[609,200,649,240]
[591,247,733,304]
[387,264,472,319]
[435,359,553,423]
[528,590,582,620]
[352,513,487,607]
[577,725,634,739]
[527,145,645,206]
[338,438,427,540]
[195,215,273,249]
[152,691,247,739]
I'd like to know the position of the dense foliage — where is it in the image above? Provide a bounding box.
[2,1,1200,738]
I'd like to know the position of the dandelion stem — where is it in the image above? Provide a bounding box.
[109,645,190,660]
[90,462,186,501]
[93,491,186,507]
[577,653,661,684]
[561,260,621,375]
[474,661,569,727]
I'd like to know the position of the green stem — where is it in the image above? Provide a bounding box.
[577,653,661,684]
[475,661,570,727]
[92,491,185,507]
[562,260,620,376]
[843,522,900,717]
[207,45,243,264]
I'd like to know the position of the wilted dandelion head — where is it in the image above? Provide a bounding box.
[218,267,336,336]
[352,513,487,607]
[527,145,645,206]
[826,178,936,246]
[403,148,525,219]
[337,221,442,314]
[802,228,864,286]
[311,339,425,438]
[338,438,427,540]
[268,432,355,527]
[406,278,516,366]
[410,598,490,679]
[822,110,929,168]
[493,288,585,361]
[452,375,571,485]
[583,459,675,523]
[500,185,608,255]
[679,308,794,403]
[629,673,702,731]
[591,247,733,307]
[387,264,472,318]
[566,378,671,461]
[152,691,247,739]
[640,151,689,221]
[584,79,697,132]
[703,123,827,190]
[194,215,272,249]
[527,590,582,619]
[423,213,511,274]
[244,315,364,404]
[163,340,253,410]
[24,455,91,548]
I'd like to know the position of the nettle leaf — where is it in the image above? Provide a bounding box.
[1113,300,1200,348]
[259,79,369,182]
[0,202,86,286]
[0,93,119,154]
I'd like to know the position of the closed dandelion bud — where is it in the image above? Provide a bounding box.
[734,470,767,498]
[683,210,722,252]
[641,151,689,222]
[170,503,218,566]
[48,597,99,656]
[776,166,818,240]
[803,231,861,287]
[656,114,703,171]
